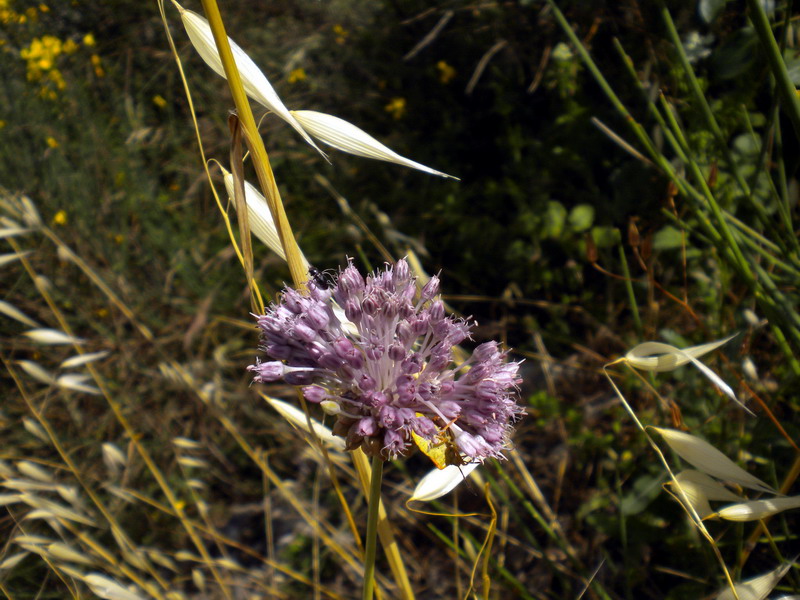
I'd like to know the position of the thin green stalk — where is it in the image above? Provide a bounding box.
[478,467,567,586]
[659,3,753,199]
[362,456,384,600]
[774,105,793,229]
[618,243,643,339]
[740,106,798,253]
[426,525,539,600]
[491,463,614,600]
[615,466,631,600]
[544,0,666,171]
[656,96,800,276]
[659,102,757,287]
[746,0,800,141]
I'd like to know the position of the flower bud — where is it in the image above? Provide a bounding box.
[393,259,410,283]
[249,361,284,382]
[303,385,328,403]
[421,275,440,300]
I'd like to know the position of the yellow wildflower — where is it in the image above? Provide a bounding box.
[48,69,66,90]
[82,33,96,47]
[90,53,104,77]
[39,4,49,12]
[113,234,124,245]
[152,94,167,108]
[333,24,349,45]
[384,97,406,120]
[63,39,78,54]
[46,136,59,148]
[96,308,109,318]
[437,60,456,84]
[288,67,306,84]
[0,120,6,129]
[53,210,67,225]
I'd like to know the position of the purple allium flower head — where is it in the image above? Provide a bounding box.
[248,259,523,462]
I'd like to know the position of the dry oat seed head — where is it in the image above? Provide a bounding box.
[172,437,203,450]
[0,552,28,570]
[0,226,30,240]
[715,496,800,521]
[23,328,85,345]
[221,169,310,269]
[22,417,49,442]
[55,374,101,395]
[18,360,56,385]
[673,470,742,502]
[653,428,775,494]
[0,251,31,267]
[715,561,794,600]
[174,3,325,157]
[410,462,479,502]
[626,335,746,411]
[83,573,144,600]
[16,461,52,482]
[102,443,127,473]
[60,351,110,369]
[263,395,345,451]
[0,300,40,328]
[46,542,94,566]
[291,110,457,179]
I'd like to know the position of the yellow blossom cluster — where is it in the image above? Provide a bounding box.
[384,97,406,120]
[437,60,456,84]
[6,2,102,100]
[0,0,34,25]
[333,24,349,45]
[287,67,306,84]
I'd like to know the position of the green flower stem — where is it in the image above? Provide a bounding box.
[774,105,792,224]
[198,0,307,288]
[746,0,800,142]
[618,242,643,339]
[362,455,384,600]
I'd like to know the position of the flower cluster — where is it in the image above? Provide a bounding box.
[249,259,522,462]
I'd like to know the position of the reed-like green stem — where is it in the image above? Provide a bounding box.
[618,243,643,339]
[659,3,753,200]
[746,0,800,141]
[362,455,384,600]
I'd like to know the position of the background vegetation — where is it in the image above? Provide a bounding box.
[2,0,799,598]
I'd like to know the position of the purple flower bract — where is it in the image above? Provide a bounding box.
[249,259,523,462]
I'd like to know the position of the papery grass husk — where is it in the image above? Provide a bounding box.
[653,428,776,495]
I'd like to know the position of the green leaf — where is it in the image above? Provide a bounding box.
[568,204,594,232]
[590,226,620,248]
[653,226,684,251]
[699,0,729,24]
[542,201,567,238]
